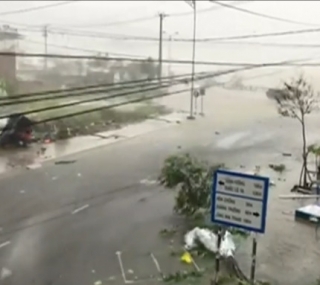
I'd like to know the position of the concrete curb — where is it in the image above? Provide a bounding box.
[36,114,187,165]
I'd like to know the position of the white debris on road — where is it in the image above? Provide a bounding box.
[184,227,236,257]
[0,267,12,280]
[0,241,10,249]
[71,204,89,215]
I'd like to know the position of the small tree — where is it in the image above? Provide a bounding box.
[158,153,223,217]
[273,75,319,187]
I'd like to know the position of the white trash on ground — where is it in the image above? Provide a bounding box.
[184,227,236,257]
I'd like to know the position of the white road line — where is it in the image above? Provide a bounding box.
[116,251,134,284]
[0,241,10,249]
[150,253,162,274]
[71,204,89,215]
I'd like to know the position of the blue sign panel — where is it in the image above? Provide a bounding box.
[211,169,269,233]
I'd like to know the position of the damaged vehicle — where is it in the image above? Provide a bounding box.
[0,113,34,148]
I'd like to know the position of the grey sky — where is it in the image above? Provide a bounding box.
[0,1,320,88]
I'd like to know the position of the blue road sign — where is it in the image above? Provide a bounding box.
[211,169,269,234]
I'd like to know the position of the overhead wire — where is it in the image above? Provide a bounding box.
[4,54,313,125]
[39,25,320,43]
[0,72,210,119]
[3,51,320,67]
[0,72,206,107]
[0,71,204,102]
[23,38,149,59]
[203,41,320,49]
[209,0,320,27]
[0,1,80,17]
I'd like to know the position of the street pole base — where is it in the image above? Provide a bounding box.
[187,115,196,120]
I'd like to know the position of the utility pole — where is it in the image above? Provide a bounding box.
[158,13,166,83]
[43,25,48,70]
[188,0,197,120]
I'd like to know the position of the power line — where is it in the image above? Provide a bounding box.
[0,72,210,118]
[170,0,252,17]
[203,40,320,49]
[209,1,320,27]
[7,55,316,122]
[23,39,149,59]
[32,71,232,125]
[0,1,80,17]
[3,51,320,67]
[0,72,203,105]
[52,1,252,29]
[68,15,158,29]
[40,25,320,43]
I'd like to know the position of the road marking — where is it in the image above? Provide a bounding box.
[71,204,89,215]
[116,251,134,284]
[0,241,10,249]
[150,253,162,274]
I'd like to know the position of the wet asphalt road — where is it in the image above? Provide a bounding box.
[0,110,319,285]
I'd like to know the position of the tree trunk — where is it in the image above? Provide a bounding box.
[301,115,308,187]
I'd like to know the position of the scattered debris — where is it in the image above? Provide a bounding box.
[55,160,77,165]
[282,152,292,157]
[91,270,95,274]
[159,227,177,237]
[140,179,158,185]
[162,270,203,283]
[127,269,134,275]
[51,176,58,181]
[0,267,12,280]
[180,251,193,264]
[19,190,25,194]
[0,241,10,249]
[94,281,102,285]
[107,276,116,281]
[269,163,286,173]
[184,227,235,257]
[26,163,42,170]
[71,204,89,215]
[215,131,220,135]
[77,173,82,177]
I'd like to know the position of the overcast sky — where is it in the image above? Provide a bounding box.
[0,1,320,88]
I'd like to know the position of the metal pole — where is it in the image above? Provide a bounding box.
[158,13,165,83]
[187,3,196,120]
[43,25,48,70]
[212,228,222,285]
[250,234,258,284]
[168,35,172,76]
[200,94,204,116]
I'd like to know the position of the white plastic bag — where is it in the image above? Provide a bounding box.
[184,227,236,257]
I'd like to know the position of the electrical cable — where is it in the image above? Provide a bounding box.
[0,1,80,17]
[31,67,260,125]
[209,1,320,27]
[23,39,149,59]
[169,0,253,17]
[67,1,253,28]
[0,72,205,107]
[3,51,320,67]
[203,40,320,49]
[0,71,204,102]
[40,25,320,43]
[30,53,320,125]
[0,72,210,119]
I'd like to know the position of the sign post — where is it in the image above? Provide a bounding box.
[211,169,270,283]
